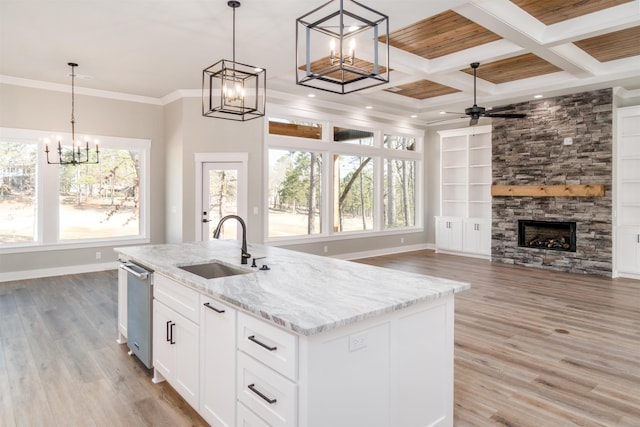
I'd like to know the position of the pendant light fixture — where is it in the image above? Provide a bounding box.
[202,1,266,121]
[296,0,389,94]
[45,62,100,165]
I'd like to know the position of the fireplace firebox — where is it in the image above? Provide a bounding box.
[518,220,576,252]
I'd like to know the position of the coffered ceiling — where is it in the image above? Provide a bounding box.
[1,0,639,126]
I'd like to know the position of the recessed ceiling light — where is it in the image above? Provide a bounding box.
[410,114,417,118]
[307,93,316,98]
[439,111,446,115]
[534,94,543,99]
[365,106,373,109]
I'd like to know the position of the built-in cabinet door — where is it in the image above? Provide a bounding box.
[152,300,200,409]
[200,297,237,427]
[435,217,463,252]
[617,227,640,275]
[173,315,200,409]
[153,301,176,381]
[463,218,491,255]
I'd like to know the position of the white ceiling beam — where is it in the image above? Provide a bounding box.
[456,0,594,78]
[543,2,640,45]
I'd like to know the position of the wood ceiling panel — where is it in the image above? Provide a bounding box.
[382,10,502,59]
[574,26,640,62]
[462,54,562,84]
[511,0,633,25]
[384,80,461,100]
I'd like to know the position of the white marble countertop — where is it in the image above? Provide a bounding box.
[115,241,470,336]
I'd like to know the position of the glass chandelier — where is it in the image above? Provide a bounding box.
[202,1,267,121]
[45,62,99,166]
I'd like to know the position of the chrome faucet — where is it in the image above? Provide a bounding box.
[212,215,251,264]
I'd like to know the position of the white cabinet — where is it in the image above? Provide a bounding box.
[615,106,640,279]
[200,296,237,427]
[463,218,491,255]
[152,274,200,409]
[237,312,298,427]
[617,228,640,276]
[437,125,492,258]
[435,217,463,252]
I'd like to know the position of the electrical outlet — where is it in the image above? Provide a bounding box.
[95,251,101,260]
[349,332,367,352]
[323,245,328,253]
[400,237,405,244]
[563,137,573,145]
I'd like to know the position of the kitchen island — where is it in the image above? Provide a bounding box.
[116,240,469,427]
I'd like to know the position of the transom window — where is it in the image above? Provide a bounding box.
[266,111,422,242]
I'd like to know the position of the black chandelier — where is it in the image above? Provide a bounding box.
[202,1,266,121]
[45,62,99,166]
[296,0,390,94]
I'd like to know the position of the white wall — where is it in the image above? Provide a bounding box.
[0,83,166,279]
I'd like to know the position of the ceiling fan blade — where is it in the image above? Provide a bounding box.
[426,116,466,125]
[483,113,527,118]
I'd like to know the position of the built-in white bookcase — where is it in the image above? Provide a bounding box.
[437,125,492,258]
[615,106,640,279]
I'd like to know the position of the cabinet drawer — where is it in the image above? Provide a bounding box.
[237,352,297,427]
[154,273,199,324]
[237,402,271,427]
[238,312,298,381]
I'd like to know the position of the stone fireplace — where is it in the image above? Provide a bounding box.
[491,89,613,276]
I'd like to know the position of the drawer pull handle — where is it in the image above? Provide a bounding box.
[248,383,277,404]
[248,335,277,351]
[204,302,225,314]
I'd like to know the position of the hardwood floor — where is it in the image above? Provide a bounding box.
[0,271,208,427]
[0,251,638,426]
[357,250,640,427]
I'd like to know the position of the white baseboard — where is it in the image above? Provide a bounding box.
[334,243,434,261]
[0,261,119,283]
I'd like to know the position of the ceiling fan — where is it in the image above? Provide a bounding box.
[444,62,527,126]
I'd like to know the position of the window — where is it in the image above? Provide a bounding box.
[58,148,142,240]
[0,139,37,243]
[0,127,150,250]
[268,149,322,237]
[335,154,373,232]
[267,113,422,241]
[384,159,416,228]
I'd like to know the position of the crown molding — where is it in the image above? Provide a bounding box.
[0,75,163,105]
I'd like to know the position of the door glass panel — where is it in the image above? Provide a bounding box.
[207,168,238,240]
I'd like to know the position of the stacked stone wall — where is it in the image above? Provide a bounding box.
[491,88,612,276]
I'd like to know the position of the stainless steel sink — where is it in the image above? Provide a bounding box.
[178,261,249,279]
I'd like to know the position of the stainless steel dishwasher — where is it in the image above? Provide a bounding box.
[120,261,154,369]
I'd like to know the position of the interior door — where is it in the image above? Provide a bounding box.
[201,162,247,241]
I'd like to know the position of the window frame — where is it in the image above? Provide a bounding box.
[264,107,424,244]
[0,127,151,254]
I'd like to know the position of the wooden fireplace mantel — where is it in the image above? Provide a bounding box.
[491,184,606,197]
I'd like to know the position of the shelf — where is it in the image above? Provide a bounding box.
[491,184,606,197]
[469,164,490,168]
[469,182,491,186]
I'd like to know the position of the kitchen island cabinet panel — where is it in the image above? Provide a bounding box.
[116,240,468,427]
[200,296,237,427]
